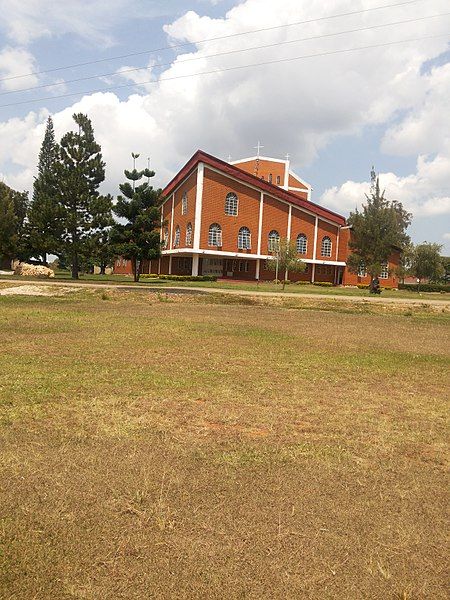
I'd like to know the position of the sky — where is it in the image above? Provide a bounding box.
[0,0,449,251]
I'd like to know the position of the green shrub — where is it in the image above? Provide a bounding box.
[357,284,370,289]
[295,281,311,285]
[398,283,450,293]
[140,274,217,282]
[312,281,334,287]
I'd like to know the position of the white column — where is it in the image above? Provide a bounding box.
[312,216,318,283]
[158,257,161,275]
[193,163,204,251]
[257,192,264,255]
[169,193,175,249]
[192,254,199,277]
[283,159,290,189]
[169,255,172,275]
[255,258,260,280]
[335,226,340,261]
[285,204,292,280]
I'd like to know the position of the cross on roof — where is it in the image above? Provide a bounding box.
[253,141,264,157]
[285,153,290,161]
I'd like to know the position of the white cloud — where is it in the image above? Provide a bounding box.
[321,58,450,220]
[0,0,189,46]
[0,46,38,90]
[0,0,449,229]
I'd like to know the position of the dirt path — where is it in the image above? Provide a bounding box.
[1,278,449,306]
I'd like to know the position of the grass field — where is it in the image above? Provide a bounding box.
[0,289,448,599]
[2,271,449,301]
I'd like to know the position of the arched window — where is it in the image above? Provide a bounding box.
[358,262,367,277]
[321,236,332,257]
[225,193,238,216]
[181,192,188,215]
[238,226,251,250]
[268,173,273,183]
[268,230,280,252]
[174,225,180,248]
[296,233,307,254]
[380,262,389,279]
[208,223,222,247]
[163,227,169,249]
[185,222,192,246]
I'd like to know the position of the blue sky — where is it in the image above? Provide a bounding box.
[0,0,449,251]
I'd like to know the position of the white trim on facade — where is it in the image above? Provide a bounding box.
[169,193,175,249]
[204,164,342,228]
[257,192,264,255]
[192,163,204,276]
[162,248,345,266]
[231,155,287,165]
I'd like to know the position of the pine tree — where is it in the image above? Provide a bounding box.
[0,182,29,264]
[0,183,17,262]
[55,113,107,279]
[347,168,411,288]
[28,116,62,265]
[111,153,162,282]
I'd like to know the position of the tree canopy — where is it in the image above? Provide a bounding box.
[265,237,306,289]
[347,170,411,282]
[111,153,162,282]
[55,113,109,279]
[28,116,63,264]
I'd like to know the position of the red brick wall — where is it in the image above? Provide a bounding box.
[171,170,197,249]
[113,257,133,275]
[233,159,286,185]
[201,168,261,253]
[317,219,339,261]
[290,208,316,260]
[261,195,289,254]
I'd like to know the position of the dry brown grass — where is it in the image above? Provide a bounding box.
[0,290,449,599]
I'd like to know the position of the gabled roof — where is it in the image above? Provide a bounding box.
[162,150,346,226]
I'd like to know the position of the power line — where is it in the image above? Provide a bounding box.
[2,11,448,97]
[0,0,428,84]
[1,32,447,109]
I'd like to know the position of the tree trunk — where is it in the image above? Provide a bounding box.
[71,251,79,280]
[132,258,139,282]
[100,262,106,275]
[42,253,48,267]
[282,279,286,291]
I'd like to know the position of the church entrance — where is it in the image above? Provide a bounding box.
[201,258,224,277]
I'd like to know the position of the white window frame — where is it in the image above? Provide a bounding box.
[380,262,389,279]
[208,223,222,247]
[358,262,367,277]
[321,236,332,258]
[238,226,251,250]
[225,192,238,216]
[296,233,307,255]
[174,225,180,248]
[268,230,280,253]
[181,192,188,215]
[185,222,192,246]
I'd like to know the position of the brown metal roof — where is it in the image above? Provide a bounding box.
[162,150,346,226]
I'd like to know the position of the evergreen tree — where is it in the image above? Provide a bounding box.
[347,168,411,287]
[28,116,62,265]
[265,237,306,290]
[410,242,444,290]
[0,182,29,263]
[111,153,162,282]
[55,113,107,279]
[88,194,115,274]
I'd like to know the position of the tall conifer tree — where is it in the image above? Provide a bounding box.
[347,168,411,286]
[111,153,162,282]
[55,113,107,279]
[28,116,62,265]
[0,182,29,263]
